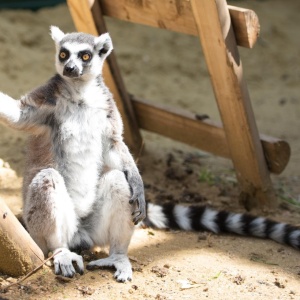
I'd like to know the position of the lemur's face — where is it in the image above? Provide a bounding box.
[50,26,113,80]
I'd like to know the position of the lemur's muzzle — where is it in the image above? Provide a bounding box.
[63,63,80,78]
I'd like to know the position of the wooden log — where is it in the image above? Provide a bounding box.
[131,96,290,175]
[0,198,44,277]
[67,0,143,157]
[190,0,276,208]
[96,0,259,48]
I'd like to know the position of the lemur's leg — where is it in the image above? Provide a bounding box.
[23,168,84,277]
[87,170,135,282]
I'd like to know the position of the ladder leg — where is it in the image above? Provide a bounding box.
[190,0,276,209]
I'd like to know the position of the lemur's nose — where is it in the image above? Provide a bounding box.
[65,66,74,73]
[63,64,80,78]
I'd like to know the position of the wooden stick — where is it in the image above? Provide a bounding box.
[190,0,276,208]
[131,96,290,175]
[0,198,44,277]
[97,0,260,48]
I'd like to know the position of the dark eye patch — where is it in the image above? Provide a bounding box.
[79,50,92,62]
[98,47,108,56]
[59,48,70,62]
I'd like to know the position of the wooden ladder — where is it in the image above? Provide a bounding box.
[67,0,290,209]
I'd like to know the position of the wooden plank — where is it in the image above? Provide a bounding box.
[97,0,259,48]
[131,96,230,157]
[68,0,98,35]
[0,198,44,276]
[131,96,290,175]
[190,0,275,209]
[67,0,143,157]
[228,5,260,49]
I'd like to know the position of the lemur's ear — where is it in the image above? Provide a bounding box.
[95,33,113,58]
[50,26,65,43]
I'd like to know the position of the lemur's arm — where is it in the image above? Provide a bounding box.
[0,92,22,127]
[0,93,52,132]
[111,138,146,224]
[0,75,61,131]
[104,100,146,225]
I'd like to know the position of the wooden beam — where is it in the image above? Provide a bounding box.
[132,96,230,157]
[97,0,259,48]
[67,0,143,157]
[228,5,260,49]
[190,0,275,209]
[0,198,44,276]
[131,96,290,175]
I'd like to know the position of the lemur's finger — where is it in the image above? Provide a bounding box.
[129,194,138,204]
[72,254,84,275]
[132,209,141,220]
[65,264,76,278]
[54,261,60,275]
[86,262,98,270]
[132,207,146,224]
[59,263,68,277]
[137,196,146,217]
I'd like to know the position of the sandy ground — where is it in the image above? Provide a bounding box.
[0,1,300,299]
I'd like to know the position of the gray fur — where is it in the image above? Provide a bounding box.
[0,26,145,281]
[60,32,95,47]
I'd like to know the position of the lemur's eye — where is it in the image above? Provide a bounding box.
[59,49,69,61]
[60,52,66,59]
[81,53,91,61]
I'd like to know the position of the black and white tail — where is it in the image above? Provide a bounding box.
[143,203,300,250]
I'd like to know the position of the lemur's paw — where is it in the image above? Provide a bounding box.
[113,268,132,283]
[87,254,132,282]
[129,189,146,225]
[53,248,84,278]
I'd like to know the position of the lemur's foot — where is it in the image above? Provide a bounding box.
[87,254,132,282]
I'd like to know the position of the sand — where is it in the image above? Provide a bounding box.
[0,1,299,299]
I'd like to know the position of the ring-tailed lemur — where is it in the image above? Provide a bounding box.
[0,26,146,282]
[0,27,299,283]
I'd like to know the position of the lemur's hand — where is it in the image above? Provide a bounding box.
[130,186,146,225]
[53,248,84,278]
[126,172,146,225]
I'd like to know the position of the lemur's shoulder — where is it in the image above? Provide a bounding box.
[23,74,68,107]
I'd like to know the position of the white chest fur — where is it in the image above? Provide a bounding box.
[53,83,109,217]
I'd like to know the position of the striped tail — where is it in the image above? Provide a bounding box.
[143,202,300,250]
